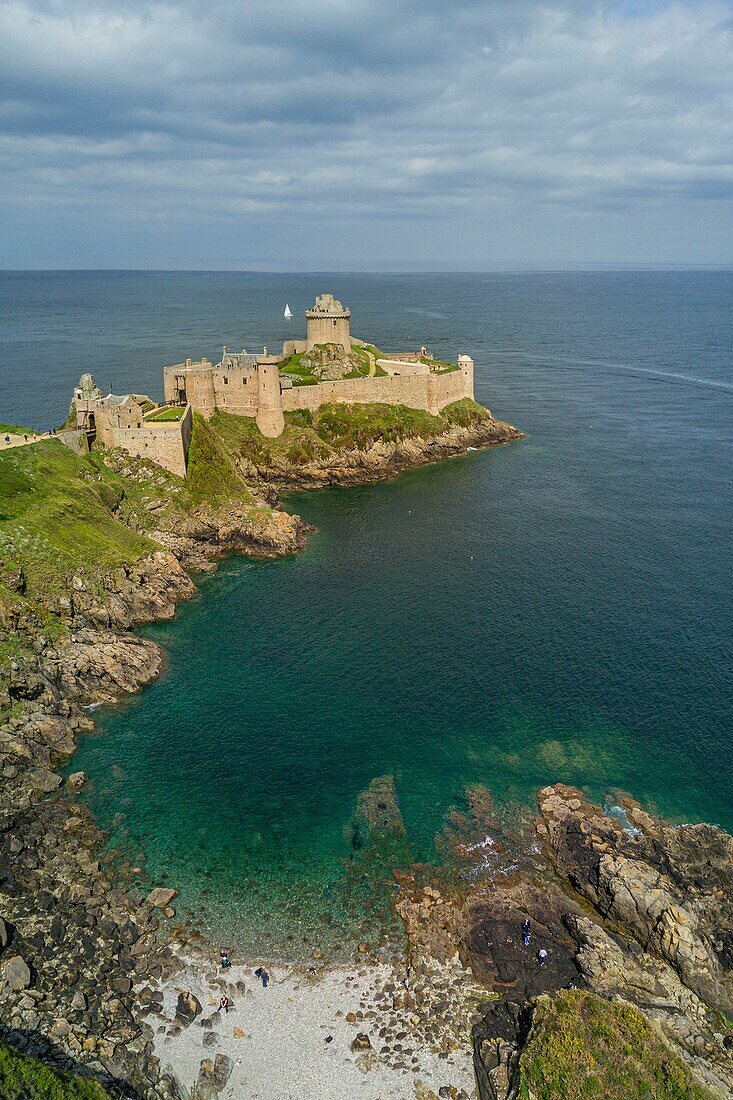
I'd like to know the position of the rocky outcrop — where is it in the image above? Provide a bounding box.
[537,785,732,1017]
[298,342,362,381]
[463,786,733,1100]
[151,501,311,572]
[240,418,523,490]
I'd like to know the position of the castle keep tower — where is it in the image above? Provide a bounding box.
[305,293,351,352]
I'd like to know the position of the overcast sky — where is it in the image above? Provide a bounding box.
[1,0,732,268]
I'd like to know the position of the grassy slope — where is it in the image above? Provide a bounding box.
[519,990,716,1100]
[0,441,156,597]
[211,398,490,466]
[0,416,255,603]
[0,424,38,436]
[185,413,253,503]
[0,1041,113,1099]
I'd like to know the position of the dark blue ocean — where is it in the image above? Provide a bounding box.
[1,271,731,955]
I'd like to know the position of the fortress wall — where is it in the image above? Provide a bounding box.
[211,369,259,418]
[280,369,472,416]
[255,363,285,438]
[427,367,473,414]
[111,412,190,478]
[180,404,193,462]
[164,366,218,418]
[377,358,430,377]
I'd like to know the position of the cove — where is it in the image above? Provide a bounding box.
[71,449,732,957]
[62,271,732,959]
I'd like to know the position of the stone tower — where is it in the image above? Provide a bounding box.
[305,293,351,352]
[255,362,285,438]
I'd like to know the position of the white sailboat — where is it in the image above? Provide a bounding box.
[284,303,292,319]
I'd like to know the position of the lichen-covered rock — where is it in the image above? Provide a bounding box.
[193,1053,233,1097]
[175,991,202,1026]
[1,955,31,992]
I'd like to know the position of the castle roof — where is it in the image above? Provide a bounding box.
[305,292,350,318]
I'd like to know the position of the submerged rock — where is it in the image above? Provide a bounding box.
[147,886,178,909]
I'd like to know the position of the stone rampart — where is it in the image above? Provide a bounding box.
[377,358,431,377]
[116,406,191,478]
[281,367,471,417]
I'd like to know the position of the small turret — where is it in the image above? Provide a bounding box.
[255,363,285,438]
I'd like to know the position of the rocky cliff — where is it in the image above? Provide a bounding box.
[238,417,523,490]
[463,786,733,1100]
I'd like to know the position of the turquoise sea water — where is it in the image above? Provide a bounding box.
[2,271,732,957]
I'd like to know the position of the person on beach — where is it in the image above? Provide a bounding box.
[254,966,270,988]
[522,919,531,946]
[538,948,547,967]
[218,995,229,1013]
[220,949,232,969]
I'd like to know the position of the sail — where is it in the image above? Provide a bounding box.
[284,304,292,319]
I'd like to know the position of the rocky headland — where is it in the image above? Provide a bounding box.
[0,492,309,1096]
[238,416,523,490]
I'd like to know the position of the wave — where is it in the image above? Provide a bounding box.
[489,352,733,392]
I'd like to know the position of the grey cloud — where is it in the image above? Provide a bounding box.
[0,0,732,265]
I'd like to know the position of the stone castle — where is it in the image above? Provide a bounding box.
[71,294,474,477]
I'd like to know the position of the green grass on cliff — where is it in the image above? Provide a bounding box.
[519,990,716,1100]
[0,423,38,436]
[0,1040,113,1099]
[0,440,156,595]
[185,413,253,502]
[210,398,490,466]
[0,416,258,598]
